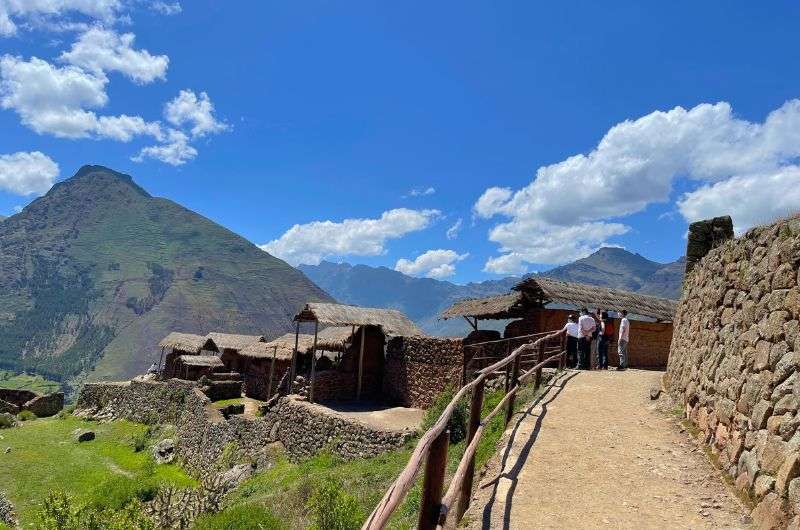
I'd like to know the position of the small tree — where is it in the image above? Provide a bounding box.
[307,477,363,530]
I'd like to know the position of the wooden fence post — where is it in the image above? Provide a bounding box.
[418,429,449,530]
[534,341,544,391]
[559,333,567,370]
[504,354,522,426]
[458,378,485,520]
[503,341,512,393]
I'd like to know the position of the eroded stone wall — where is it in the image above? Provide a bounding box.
[383,336,463,408]
[0,388,64,417]
[666,215,800,527]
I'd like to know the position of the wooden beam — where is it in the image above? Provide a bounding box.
[309,320,319,403]
[462,316,478,331]
[266,345,277,400]
[357,325,366,400]
[289,320,301,394]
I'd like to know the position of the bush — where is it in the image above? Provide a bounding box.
[0,414,14,429]
[307,477,363,530]
[421,385,467,444]
[17,410,37,421]
[35,490,155,530]
[192,504,284,530]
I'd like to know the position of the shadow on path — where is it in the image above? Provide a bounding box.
[476,370,579,530]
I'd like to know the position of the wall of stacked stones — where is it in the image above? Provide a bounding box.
[0,388,64,417]
[383,336,463,408]
[666,216,800,527]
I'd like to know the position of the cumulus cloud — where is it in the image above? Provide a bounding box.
[151,1,181,15]
[395,249,468,279]
[132,128,196,165]
[60,27,168,84]
[477,99,800,272]
[0,151,58,195]
[261,208,441,266]
[165,89,227,138]
[446,218,462,240]
[0,0,123,37]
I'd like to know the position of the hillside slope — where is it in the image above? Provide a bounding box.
[301,249,684,335]
[0,165,332,385]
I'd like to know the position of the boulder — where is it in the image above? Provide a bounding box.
[153,438,176,464]
[752,492,790,530]
[649,387,662,400]
[218,463,254,489]
[22,392,64,418]
[752,400,774,430]
[0,492,17,528]
[777,453,800,495]
[0,399,18,415]
[74,429,95,443]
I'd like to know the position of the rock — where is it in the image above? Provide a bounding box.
[789,478,800,512]
[751,492,790,530]
[649,387,662,400]
[759,435,789,474]
[775,395,799,416]
[777,453,800,495]
[774,352,800,385]
[3,447,9,454]
[74,429,95,443]
[218,463,253,489]
[752,400,774,430]
[755,474,776,498]
[0,399,19,415]
[0,492,17,528]
[153,438,176,464]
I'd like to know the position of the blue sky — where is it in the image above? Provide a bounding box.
[2,1,800,283]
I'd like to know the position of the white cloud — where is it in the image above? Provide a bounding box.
[477,99,800,270]
[165,89,227,138]
[406,186,435,198]
[132,128,195,165]
[446,218,462,240]
[261,208,441,266]
[151,1,181,15]
[395,249,468,279]
[60,27,168,84]
[0,151,58,195]
[0,0,123,37]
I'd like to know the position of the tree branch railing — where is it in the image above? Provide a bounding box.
[362,329,568,530]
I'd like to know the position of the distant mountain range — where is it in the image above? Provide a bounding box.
[300,248,685,335]
[0,166,332,388]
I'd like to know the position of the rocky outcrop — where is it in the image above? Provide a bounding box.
[666,214,800,526]
[0,491,17,528]
[0,388,63,418]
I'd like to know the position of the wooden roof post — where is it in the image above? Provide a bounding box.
[157,346,165,378]
[290,320,300,394]
[266,345,278,400]
[309,320,319,403]
[357,325,366,400]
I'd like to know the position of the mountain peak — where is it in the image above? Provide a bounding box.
[50,165,151,198]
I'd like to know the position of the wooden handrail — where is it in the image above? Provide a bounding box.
[362,328,567,530]
[462,330,552,349]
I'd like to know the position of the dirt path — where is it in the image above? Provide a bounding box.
[464,369,751,530]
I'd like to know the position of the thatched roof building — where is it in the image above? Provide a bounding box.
[442,277,677,322]
[177,355,225,368]
[242,332,316,360]
[206,332,266,352]
[158,332,219,354]
[294,303,424,337]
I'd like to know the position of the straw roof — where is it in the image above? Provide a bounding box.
[158,332,218,354]
[295,303,424,337]
[176,354,224,368]
[241,332,316,360]
[316,326,356,351]
[206,332,265,352]
[441,292,525,320]
[441,277,678,322]
[516,277,677,321]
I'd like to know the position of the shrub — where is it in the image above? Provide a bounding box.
[421,385,467,444]
[17,410,36,421]
[35,490,155,530]
[307,477,363,530]
[192,504,284,530]
[0,414,14,429]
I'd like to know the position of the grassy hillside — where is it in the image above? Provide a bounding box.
[0,370,61,394]
[0,416,193,526]
[0,165,332,387]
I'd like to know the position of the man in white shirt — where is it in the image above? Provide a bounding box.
[562,315,580,367]
[618,309,630,370]
[577,308,596,370]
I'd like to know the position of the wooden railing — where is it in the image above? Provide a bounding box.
[363,329,567,530]
[461,331,561,387]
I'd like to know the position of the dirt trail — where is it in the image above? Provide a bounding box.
[464,369,751,530]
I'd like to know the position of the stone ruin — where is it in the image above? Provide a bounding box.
[666,214,800,527]
[0,388,64,417]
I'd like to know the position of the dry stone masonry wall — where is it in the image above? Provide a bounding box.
[383,336,464,408]
[666,215,800,527]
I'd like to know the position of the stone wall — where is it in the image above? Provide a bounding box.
[262,397,412,461]
[383,336,464,408]
[0,388,64,417]
[666,215,800,527]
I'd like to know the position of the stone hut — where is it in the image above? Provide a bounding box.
[206,332,266,374]
[666,214,800,527]
[441,277,677,369]
[159,332,219,379]
[171,354,224,380]
[238,334,309,400]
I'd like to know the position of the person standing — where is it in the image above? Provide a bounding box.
[618,309,630,370]
[598,311,614,370]
[591,309,602,369]
[577,308,596,370]
[562,314,580,368]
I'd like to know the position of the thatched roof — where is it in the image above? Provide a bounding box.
[176,355,224,368]
[441,277,677,322]
[517,277,677,321]
[206,332,266,352]
[441,293,526,320]
[241,333,315,360]
[159,332,218,354]
[316,326,356,351]
[295,303,424,337]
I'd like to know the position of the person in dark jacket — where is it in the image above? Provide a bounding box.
[597,311,614,370]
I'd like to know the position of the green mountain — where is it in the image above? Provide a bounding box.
[300,249,684,335]
[0,165,332,387]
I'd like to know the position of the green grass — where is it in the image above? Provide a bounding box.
[0,415,194,526]
[0,370,61,394]
[205,382,544,529]
[211,397,246,407]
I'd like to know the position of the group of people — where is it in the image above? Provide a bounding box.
[562,308,630,370]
